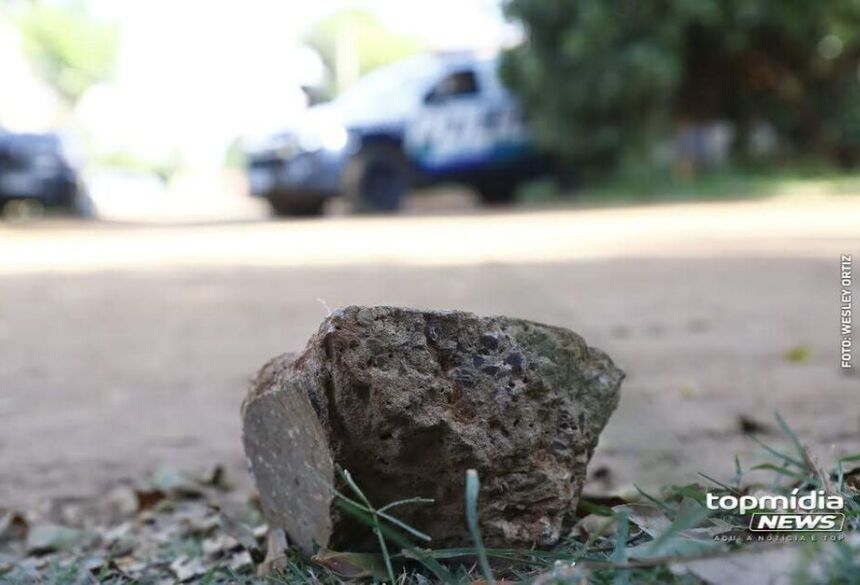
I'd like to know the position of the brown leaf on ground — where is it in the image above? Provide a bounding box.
[312,549,389,580]
[256,528,288,577]
[0,510,28,542]
[576,513,621,538]
[134,489,166,512]
[617,503,671,538]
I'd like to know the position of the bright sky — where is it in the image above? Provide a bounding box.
[71,0,514,168]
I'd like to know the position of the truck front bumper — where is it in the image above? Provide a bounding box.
[247,150,346,198]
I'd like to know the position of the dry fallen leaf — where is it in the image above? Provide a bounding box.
[169,555,207,582]
[229,550,253,571]
[114,555,148,577]
[26,524,96,554]
[671,547,789,585]
[80,553,108,573]
[312,549,390,580]
[576,513,620,538]
[668,538,859,585]
[616,503,671,538]
[217,510,258,552]
[0,510,28,542]
[134,489,166,512]
[105,486,140,516]
[616,500,729,560]
[257,528,288,576]
[201,533,239,556]
[0,552,19,572]
[150,467,204,497]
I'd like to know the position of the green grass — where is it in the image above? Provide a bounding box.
[2,413,858,584]
[287,412,858,585]
[251,414,858,584]
[519,165,860,208]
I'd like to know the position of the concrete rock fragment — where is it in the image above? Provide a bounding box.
[242,306,623,553]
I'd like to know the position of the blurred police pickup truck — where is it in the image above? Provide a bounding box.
[244,52,548,216]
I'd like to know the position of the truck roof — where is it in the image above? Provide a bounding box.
[331,52,500,127]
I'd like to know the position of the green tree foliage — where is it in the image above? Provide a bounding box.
[14,0,118,104]
[304,9,424,94]
[501,0,860,175]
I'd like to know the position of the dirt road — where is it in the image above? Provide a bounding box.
[1,194,858,509]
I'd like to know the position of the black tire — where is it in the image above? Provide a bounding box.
[343,144,412,213]
[1,198,46,221]
[475,179,518,206]
[267,193,325,217]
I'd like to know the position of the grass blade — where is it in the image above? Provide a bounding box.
[751,463,814,483]
[747,434,806,470]
[611,508,630,585]
[339,469,396,584]
[732,455,744,489]
[633,484,673,513]
[378,497,435,514]
[697,472,741,495]
[311,466,433,542]
[335,499,453,583]
[774,412,806,461]
[465,469,495,585]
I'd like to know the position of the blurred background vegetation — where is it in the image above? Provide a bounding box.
[303,8,424,98]
[0,1,431,178]
[14,0,118,106]
[5,0,860,197]
[501,0,860,186]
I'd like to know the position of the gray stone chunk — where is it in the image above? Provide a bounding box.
[242,306,624,553]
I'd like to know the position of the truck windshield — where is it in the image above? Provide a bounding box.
[335,55,442,119]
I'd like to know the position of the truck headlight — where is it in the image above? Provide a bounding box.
[320,123,349,152]
[297,117,349,153]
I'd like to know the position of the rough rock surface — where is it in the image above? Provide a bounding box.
[241,306,624,553]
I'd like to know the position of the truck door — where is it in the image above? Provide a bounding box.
[404,67,529,175]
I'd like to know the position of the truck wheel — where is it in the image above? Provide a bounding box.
[475,180,518,206]
[267,195,325,217]
[344,144,411,213]
[2,199,45,221]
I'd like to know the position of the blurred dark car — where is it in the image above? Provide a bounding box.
[245,52,549,216]
[0,131,83,215]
